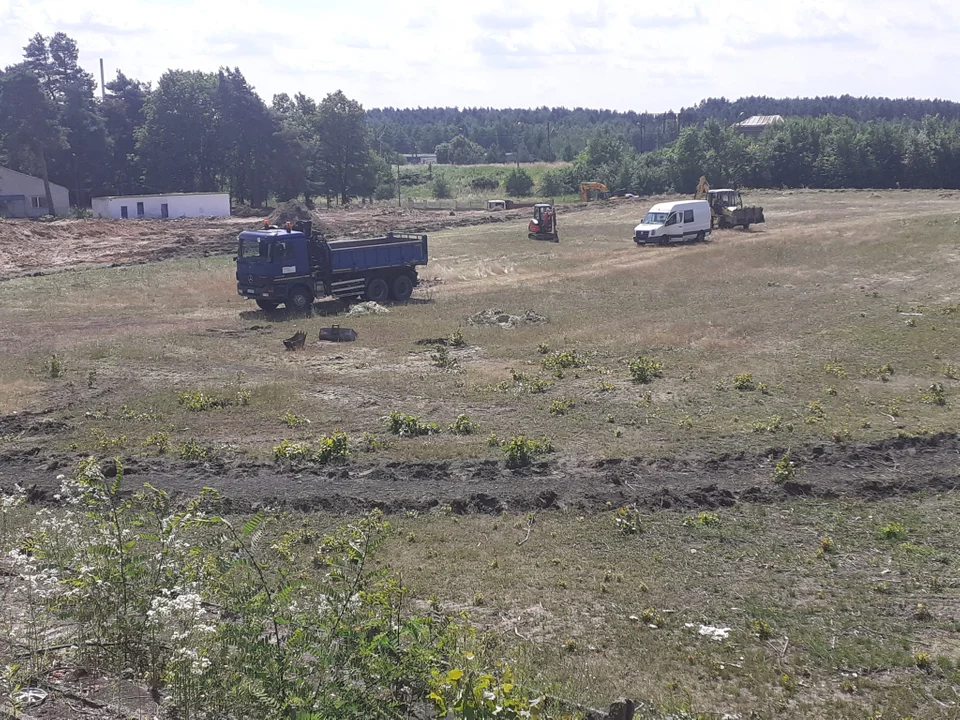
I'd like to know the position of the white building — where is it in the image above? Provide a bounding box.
[0,165,70,218]
[91,192,231,220]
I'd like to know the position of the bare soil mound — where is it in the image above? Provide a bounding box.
[267,200,314,225]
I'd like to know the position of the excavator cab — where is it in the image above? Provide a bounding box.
[528,204,559,243]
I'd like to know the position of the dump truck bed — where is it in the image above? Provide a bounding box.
[326,233,428,274]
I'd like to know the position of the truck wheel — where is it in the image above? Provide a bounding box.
[742,223,750,231]
[365,277,389,303]
[286,286,313,313]
[391,274,414,302]
[256,299,278,312]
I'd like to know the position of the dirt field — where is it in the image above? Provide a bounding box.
[3,188,960,718]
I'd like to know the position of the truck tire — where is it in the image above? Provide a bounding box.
[742,223,751,231]
[391,274,414,302]
[286,286,313,313]
[256,299,278,312]
[364,277,389,303]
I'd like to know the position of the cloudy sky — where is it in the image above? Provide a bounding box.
[1,0,957,112]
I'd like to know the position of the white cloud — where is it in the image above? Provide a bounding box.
[0,0,957,110]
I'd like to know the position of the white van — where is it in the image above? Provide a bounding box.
[634,200,711,246]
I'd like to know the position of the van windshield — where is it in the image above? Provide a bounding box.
[643,212,668,224]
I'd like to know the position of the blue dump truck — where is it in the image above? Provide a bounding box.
[235,220,428,311]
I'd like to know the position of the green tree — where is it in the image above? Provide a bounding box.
[136,70,223,192]
[102,71,151,195]
[432,174,451,199]
[0,64,65,213]
[504,168,534,196]
[314,90,372,205]
[435,134,485,164]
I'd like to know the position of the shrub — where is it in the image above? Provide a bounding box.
[502,435,553,468]
[627,355,664,384]
[314,431,349,464]
[753,416,784,434]
[548,397,575,416]
[824,363,847,377]
[388,411,441,437]
[683,511,721,528]
[538,169,569,196]
[448,414,476,435]
[470,175,500,191]
[941,364,959,380]
[432,175,451,199]
[430,344,458,370]
[733,373,756,391]
[504,168,534,196]
[751,619,773,641]
[91,428,126,451]
[537,342,551,355]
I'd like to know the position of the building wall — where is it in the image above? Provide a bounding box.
[91,193,231,219]
[0,166,70,218]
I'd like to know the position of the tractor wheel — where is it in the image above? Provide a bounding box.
[391,274,414,302]
[256,299,279,312]
[364,277,390,303]
[286,286,313,313]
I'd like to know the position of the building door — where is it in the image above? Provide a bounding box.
[137,202,145,217]
[120,205,128,219]
[161,203,169,219]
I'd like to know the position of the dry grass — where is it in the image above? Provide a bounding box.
[1,190,959,461]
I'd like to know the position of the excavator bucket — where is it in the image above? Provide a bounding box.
[283,330,307,351]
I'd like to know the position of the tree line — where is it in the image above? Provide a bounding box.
[2,31,960,215]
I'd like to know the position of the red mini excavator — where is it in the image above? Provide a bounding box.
[528,203,559,243]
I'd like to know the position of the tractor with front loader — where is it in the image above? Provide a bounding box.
[695,177,765,230]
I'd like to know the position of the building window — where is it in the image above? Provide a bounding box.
[31,196,47,209]
[137,202,145,216]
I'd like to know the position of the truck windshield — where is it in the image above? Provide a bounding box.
[643,212,668,224]
[239,238,267,259]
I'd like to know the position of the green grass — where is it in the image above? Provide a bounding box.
[398,162,573,202]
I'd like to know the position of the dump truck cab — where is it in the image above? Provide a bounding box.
[236,223,317,311]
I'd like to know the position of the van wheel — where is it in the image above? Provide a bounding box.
[659,236,670,247]
[286,286,313,313]
[364,277,390,303]
[696,231,706,243]
[391,274,414,302]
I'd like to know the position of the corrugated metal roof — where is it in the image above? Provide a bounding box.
[737,115,784,127]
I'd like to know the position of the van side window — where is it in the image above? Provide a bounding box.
[665,214,676,226]
[683,209,694,223]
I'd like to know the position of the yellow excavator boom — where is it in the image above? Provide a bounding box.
[695,176,710,200]
[579,182,610,201]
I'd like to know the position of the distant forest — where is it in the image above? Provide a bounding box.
[2,31,960,213]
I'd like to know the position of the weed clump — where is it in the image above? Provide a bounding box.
[919,383,947,406]
[388,412,441,437]
[733,373,756,391]
[178,439,210,461]
[314,431,349,464]
[627,355,664,384]
[548,397,575,416]
[448,414,477,435]
[274,439,310,462]
[502,435,553,468]
[45,354,64,379]
[771,452,797,483]
[178,390,230,411]
[683,511,721,528]
[615,506,643,535]
[753,416,784,434]
[282,412,309,428]
[541,349,588,372]
[880,522,907,541]
[448,328,466,348]
[142,430,170,453]
[430,344,459,370]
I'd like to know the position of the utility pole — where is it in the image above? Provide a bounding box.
[397,164,401,208]
[99,59,105,100]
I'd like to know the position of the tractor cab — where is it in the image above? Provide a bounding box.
[528,204,559,243]
[708,189,743,212]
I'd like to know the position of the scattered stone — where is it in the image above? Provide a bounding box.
[467,307,548,329]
